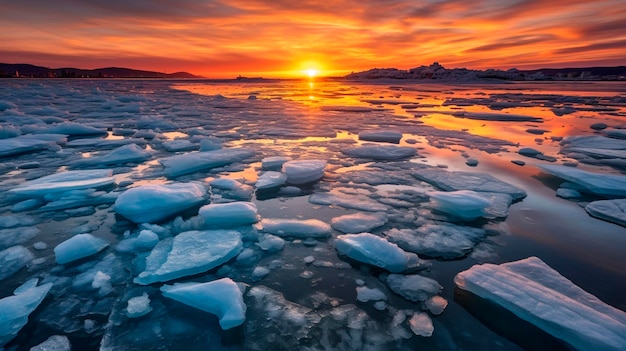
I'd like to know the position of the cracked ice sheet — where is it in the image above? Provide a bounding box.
[455,257,626,351]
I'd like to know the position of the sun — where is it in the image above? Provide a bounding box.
[304,68,319,78]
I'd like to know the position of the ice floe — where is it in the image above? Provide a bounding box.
[255,171,287,190]
[260,218,331,238]
[343,144,417,160]
[161,278,246,330]
[29,335,71,351]
[199,202,259,227]
[335,233,429,273]
[358,130,402,144]
[134,229,243,285]
[125,293,153,318]
[427,190,491,221]
[309,192,389,212]
[9,169,115,197]
[0,279,52,347]
[54,233,109,265]
[538,164,626,197]
[455,257,626,351]
[114,182,206,223]
[384,273,442,302]
[281,159,327,184]
[0,245,34,281]
[159,148,254,177]
[585,199,626,227]
[386,222,486,259]
[70,143,151,167]
[0,135,60,157]
[331,212,388,233]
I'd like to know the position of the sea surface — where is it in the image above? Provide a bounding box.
[0,78,625,350]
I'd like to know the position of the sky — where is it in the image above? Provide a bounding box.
[1,0,625,78]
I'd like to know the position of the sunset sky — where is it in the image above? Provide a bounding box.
[2,0,625,78]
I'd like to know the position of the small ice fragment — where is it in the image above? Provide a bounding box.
[251,266,271,282]
[262,156,292,170]
[385,273,442,302]
[256,234,285,252]
[303,256,315,264]
[358,130,402,144]
[261,218,331,238]
[33,242,47,250]
[126,293,153,318]
[425,295,448,315]
[428,190,491,220]
[0,246,34,280]
[409,312,434,337]
[356,286,387,302]
[256,171,287,190]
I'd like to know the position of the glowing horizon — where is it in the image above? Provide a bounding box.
[1,0,625,78]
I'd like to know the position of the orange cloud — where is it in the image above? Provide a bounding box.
[1,0,625,77]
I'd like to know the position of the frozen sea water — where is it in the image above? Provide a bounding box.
[0,79,625,351]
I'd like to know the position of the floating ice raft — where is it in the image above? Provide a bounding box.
[585,199,626,227]
[0,279,53,347]
[455,257,626,351]
[538,164,626,197]
[9,169,115,197]
[159,148,254,177]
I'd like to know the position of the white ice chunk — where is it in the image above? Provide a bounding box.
[343,144,416,160]
[0,246,34,281]
[54,233,109,265]
[335,233,428,273]
[539,164,626,197]
[282,159,327,184]
[115,183,206,223]
[358,130,402,144]
[409,312,434,337]
[356,286,387,302]
[261,218,331,238]
[0,279,52,347]
[134,230,243,285]
[331,212,388,233]
[199,202,258,227]
[70,143,151,167]
[126,293,153,318]
[386,223,486,259]
[29,335,71,351]
[251,266,271,281]
[585,199,626,227]
[92,271,112,296]
[159,148,254,177]
[161,278,246,330]
[454,257,626,351]
[9,169,115,197]
[255,171,287,190]
[428,190,491,220]
[385,273,442,302]
[261,156,291,170]
[309,193,389,212]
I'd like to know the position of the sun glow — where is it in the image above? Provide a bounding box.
[305,68,319,78]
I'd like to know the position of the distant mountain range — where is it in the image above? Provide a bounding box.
[0,63,201,78]
[345,62,626,81]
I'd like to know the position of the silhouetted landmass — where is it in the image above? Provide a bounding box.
[345,62,626,81]
[0,63,200,78]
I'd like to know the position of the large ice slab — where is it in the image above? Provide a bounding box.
[161,278,246,330]
[281,159,327,184]
[198,202,258,227]
[455,257,626,351]
[9,169,115,197]
[32,122,107,136]
[538,164,626,197]
[335,233,428,273]
[343,144,416,160]
[115,183,206,224]
[309,192,389,212]
[585,199,626,227]
[159,148,254,177]
[0,135,56,157]
[134,230,243,285]
[412,168,527,201]
[54,233,109,265]
[261,218,331,238]
[0,279,53,347]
